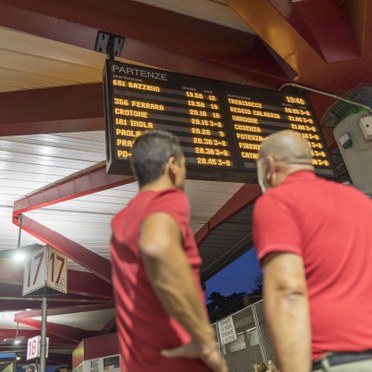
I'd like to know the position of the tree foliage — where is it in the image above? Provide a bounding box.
[207,273,263,322]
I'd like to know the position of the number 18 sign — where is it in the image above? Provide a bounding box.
[27,335,49,360]
[23,245,68,296]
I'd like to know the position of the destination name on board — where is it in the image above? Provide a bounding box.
[227,98,263,108]
[115,119,154,128]
[112,64,168,81]
[113,80,161,92]
[114,98,165,111]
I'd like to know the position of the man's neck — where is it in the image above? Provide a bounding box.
[274,166,315,187]
[140,176,176,192]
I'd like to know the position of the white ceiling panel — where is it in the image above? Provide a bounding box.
[0,131,107,257]
[1,130,243,274]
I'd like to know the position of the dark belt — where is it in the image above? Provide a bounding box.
[312,351,372,370]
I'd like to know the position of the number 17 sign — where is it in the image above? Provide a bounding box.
[23,245,68,296]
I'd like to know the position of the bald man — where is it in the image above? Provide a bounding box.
[253,130,372,372]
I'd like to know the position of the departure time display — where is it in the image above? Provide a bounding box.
[103,61,335,182]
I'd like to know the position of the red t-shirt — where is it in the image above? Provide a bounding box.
[110,188,211,372]
[253,171,372,360]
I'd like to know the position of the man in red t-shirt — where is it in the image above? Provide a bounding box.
[253,130,372,372]
[110,130,227,372]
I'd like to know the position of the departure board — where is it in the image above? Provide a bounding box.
[103,60,336,182]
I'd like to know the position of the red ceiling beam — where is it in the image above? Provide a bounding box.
[194,224,211,247]
[347,0,372,59]
[209,184,261,229]
[0,330,76,347]
[0,298,111,312]
[13,215,112,284]
[268,0,324,59]
[0,263,113,299]
[99,316,116,335]
[0,328,37,340]
[0,117,104,137]
[15,303,113,322]
[225,0,372,93]
[0,83,102,125]
[17,318,97,343]
[0,329,42,340]
[225,0,326,84]
[13,161,134,214]
[67,271,113,299]
[0,284,111,310]
[271,0,360,63]
[0,295,107,303]
[0,83,103,136]
[12,155,135,288]
[195,183,261,245]
[294,0,359,63]
[0,0,288,86]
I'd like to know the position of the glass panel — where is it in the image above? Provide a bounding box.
[103,356,120,370]
[226,333,246,353]
[90,359,100,372]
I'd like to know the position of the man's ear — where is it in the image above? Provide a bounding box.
[266,155,276,173]
[168,156,177,170]
[167,156,177,181]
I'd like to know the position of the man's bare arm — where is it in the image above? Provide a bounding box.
[140,212,227,372]
[262,252,311,372]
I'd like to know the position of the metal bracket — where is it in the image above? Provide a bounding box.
[94,30,125,61]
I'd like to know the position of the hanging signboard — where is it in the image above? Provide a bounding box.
[103,61,336,183]
[26,336,49,360]
[23,245,68,296]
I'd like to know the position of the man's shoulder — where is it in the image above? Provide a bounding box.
[112,189,190,230]
[131,188,188,204]
[145,189,190,234]
[144,188,190,218]
[255,185,288,207]
[151,188,189,207]
[253,177,310,215]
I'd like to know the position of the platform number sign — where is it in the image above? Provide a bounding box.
[46,247,67,293]
[23,248,46,295]
[27,336,49,360]
[23,245,68,296]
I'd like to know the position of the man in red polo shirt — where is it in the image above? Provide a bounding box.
[110,130,227,372]
[253,130,372,372]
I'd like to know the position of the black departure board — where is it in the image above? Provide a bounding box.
[103,60,336,182]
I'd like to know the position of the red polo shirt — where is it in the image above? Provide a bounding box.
[110,188,211,372]
[253,171,372,359]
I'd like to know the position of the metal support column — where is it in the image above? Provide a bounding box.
[40,295,47,372]
[252,303,268,364]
